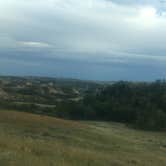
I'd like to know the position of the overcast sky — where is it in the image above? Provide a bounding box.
[1,0,166,81]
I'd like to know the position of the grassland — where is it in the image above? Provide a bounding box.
[0,110,166,166]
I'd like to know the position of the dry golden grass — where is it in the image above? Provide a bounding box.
[0,110,166,166]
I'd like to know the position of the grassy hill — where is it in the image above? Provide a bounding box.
[0,110,166,166]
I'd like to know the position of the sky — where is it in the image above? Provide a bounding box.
[1,0,166,81]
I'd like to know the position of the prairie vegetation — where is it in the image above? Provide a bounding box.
[0,110,166,166]
[1,77,166,165]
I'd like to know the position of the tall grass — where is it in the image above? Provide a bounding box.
[0,110,166,166]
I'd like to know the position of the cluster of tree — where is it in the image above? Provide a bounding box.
[1,80,166,131]
[55,81,166,131]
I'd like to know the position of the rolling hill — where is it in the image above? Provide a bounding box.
[0,110,166,166]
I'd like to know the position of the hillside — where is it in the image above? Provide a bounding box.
[1,77,166,131]
[0,110,166,166]
[0,76,101,116]
[0,76,100,103]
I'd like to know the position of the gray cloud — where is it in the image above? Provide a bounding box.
[0,0,166,80]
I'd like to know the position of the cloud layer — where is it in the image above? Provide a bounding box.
[0,0,166,80]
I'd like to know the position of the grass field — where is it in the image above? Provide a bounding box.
[0,110,166,166]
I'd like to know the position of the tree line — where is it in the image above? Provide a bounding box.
[55,80,166,131]
[1,80,166,131]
